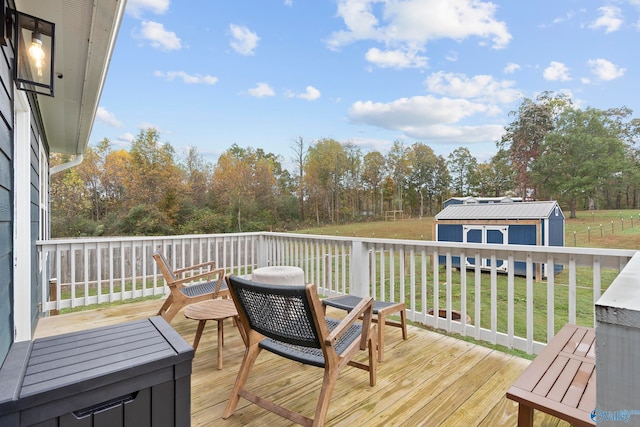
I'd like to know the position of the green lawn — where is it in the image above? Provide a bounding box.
[298,209,640,249]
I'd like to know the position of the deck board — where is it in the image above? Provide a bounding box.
[34,298,553,426]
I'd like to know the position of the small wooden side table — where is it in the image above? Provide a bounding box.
[184,298,239,369]
[322,295,407,362]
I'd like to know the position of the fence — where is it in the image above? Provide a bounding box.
[38,232,636,354]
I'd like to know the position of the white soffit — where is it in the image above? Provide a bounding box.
[14,0,126,154]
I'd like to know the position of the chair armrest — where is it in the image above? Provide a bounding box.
[168,268,225,288]
[325,296,373,346]
[173,260,216,276]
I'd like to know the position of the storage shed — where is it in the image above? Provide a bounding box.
[433,201,564,277]
[443,196,523,208]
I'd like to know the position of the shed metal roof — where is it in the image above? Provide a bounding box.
[435,201,563,221]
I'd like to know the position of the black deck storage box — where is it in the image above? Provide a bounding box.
[0,316,194,427]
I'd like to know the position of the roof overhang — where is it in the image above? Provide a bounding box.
[14,0,127,155]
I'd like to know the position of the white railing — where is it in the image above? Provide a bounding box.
[37,232,636,354]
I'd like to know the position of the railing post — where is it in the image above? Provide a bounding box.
[595,252,640,425]
[349,240,370,298]
[257,233,269,268]
[49,278,58,316]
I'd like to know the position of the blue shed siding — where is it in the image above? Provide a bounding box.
[509,224,537,245]
[548,215,565,247]
[435,202,565,278]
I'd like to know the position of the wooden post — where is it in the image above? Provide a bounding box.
[49,279,59,316]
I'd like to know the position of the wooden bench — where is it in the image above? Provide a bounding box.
[506,324,596,427]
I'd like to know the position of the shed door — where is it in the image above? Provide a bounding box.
[463,226,508,271]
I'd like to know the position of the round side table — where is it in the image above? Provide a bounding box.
[184,298,238,369]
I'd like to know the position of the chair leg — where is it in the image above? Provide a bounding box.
[377,314,386,362]
[157,296,173,317]
[368,325,377,386]
[223,343,262,419]
[313,368,341,427]
[161,302,183,323]
[400,308,408,340]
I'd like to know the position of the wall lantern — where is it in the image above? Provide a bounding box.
[3,8,55,97]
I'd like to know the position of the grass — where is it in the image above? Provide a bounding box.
[56,279,164,314]
[296,208,640,249]
[53,209,638,355]
[295,209,639,354]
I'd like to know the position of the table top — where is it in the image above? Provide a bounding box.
[184,299,238,321]
[251,266,305,286]
[507,324,595,426]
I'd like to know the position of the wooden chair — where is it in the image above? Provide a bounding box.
[153,250,228,322]
[223,275,377,427]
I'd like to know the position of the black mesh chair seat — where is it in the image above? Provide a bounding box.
[180,279,228,298]
[260,318,363,368]
[322,294,399,314]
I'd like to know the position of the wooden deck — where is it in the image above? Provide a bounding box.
[34,299,571,426]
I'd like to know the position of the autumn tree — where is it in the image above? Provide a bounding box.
[343,142,363,220]
[531,106,630,217]
[409,142,450,217]
[291,136,306,220]
[211,144,290,231]
[473,149,514,197]
[447,147,478,196]
[304,138,348,223]
[182,146,212,208]
[498,92,569,199]
[362,151,386,217]
[386,141,411,212]
[128,128,184,226]
[50,153,95,236]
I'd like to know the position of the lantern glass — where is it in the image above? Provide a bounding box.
[14,11,55,96]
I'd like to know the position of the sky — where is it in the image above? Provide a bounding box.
[89,0,640,170]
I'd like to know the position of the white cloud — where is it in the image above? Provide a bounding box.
[298,86,321,101]
[96,107,122,127]
[425,71,520,104]
[445,51,458,62]
[117,132,136,145]
[347,92,511,144]
[154,71,218,84]
[284,0,293,5]
[589,6,623,33]
[588,58,626,80]
[552,11,575,25]
[365,48,427,68]
[126,0,170,18]
[543,61,571,81]
[504,62,521,74]
[248,82,275,97]
[230,24,260,55]
[327,0,511,69]
[139,21,182,50]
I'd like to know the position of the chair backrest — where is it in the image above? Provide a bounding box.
[153,251,177,282]
[227,275,321,348]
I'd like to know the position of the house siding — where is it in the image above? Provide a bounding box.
[29,109,43,331]
[0,4,14,366]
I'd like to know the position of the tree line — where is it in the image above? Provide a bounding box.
[51,92,640,237]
